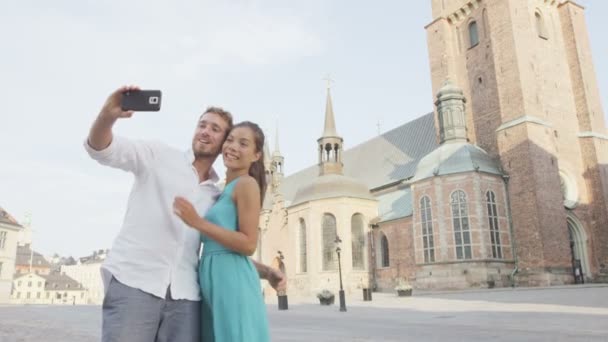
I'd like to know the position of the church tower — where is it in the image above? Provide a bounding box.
[270,125,284,190]
[426,0,608,284]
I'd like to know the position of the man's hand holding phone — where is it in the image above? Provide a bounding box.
[100,86,162,121]
[89,85,162,151]
[100,85,141,121]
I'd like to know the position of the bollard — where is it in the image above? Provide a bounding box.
[362,288,372,301]
[278,290,288,310]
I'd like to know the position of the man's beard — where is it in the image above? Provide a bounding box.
[193,143,221,159]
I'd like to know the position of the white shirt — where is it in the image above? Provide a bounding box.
[84,135,220,300]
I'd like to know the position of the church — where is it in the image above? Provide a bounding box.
[255,0,608,296]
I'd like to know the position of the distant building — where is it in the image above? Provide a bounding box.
[14,244,51,276]
[61,250,108,305]
[11,272,87,305]
[0,206,22,304]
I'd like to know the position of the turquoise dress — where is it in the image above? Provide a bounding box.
[199,177,269,342]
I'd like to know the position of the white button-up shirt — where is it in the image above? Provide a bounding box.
[84,135,220,300]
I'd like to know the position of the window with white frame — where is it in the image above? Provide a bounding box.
[486,191,503,259]
[351,214,365,270]
[451,190,472,260]
[420,196,435,263]
[0,231,7,249]
[322,213,337,271]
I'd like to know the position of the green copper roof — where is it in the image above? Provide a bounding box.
[412,142,502,182]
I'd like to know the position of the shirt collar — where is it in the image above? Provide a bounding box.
[185,149,220,184]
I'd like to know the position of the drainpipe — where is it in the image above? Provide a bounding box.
[503,175,519,286]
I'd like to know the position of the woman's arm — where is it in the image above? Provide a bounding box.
[251,259,287,292]
[173,176,260,256]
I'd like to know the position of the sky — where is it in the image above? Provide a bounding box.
[1,0,607,257]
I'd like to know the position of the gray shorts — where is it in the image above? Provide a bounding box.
[102,276,200,342]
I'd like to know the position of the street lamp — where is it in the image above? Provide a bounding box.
[335,236,346,312]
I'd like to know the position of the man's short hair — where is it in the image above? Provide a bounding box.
[202,106,234,132]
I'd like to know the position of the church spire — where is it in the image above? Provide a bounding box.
[317,75,344,176]
[322,76,338,138]
[271,121,284,187]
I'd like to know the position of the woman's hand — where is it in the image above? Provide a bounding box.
[268,268,287,295]
[173,196,203,229]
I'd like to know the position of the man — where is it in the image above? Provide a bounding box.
[85,86,285,342]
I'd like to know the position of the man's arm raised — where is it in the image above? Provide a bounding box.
[88,85,139,150]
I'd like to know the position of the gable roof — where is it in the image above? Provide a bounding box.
[16,245,51,268]
[265,113,438,213]
[0,206,22,228]
[264,112,438,209]
[43,272,85,291]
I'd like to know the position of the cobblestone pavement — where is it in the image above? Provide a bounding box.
[1,285,607,341]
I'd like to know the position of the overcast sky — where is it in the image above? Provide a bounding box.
[1,0,607,257]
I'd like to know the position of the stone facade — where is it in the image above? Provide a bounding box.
[411,173,514,289]
[259,0,607,295]
[0,208,21,304]
[370,216,415,291]
[61,258,106,305]
[426,0,608,285]
[11,272,88,305]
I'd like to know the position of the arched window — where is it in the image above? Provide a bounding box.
[420,196,435,263]
[299,219,307,273]
[451,190,472,260]
[381,234,390,267]
[351,214,365,269]
[486,191,503,259]
[322,213,337,271]
[535,11,548,39]
[469,21,479,47]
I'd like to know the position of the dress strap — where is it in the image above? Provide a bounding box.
[222,176,241,197]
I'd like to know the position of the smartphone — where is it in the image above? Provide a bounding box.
[121,90,162,111]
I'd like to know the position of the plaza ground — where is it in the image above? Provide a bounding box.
[1,285,607,341]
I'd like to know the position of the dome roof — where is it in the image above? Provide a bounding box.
[436,79,464,100]
[412,142,502,182]
[291,173,375,207]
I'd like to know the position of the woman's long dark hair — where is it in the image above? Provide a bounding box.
[232,121,267,204]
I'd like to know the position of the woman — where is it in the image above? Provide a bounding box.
[173,121,270,342]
